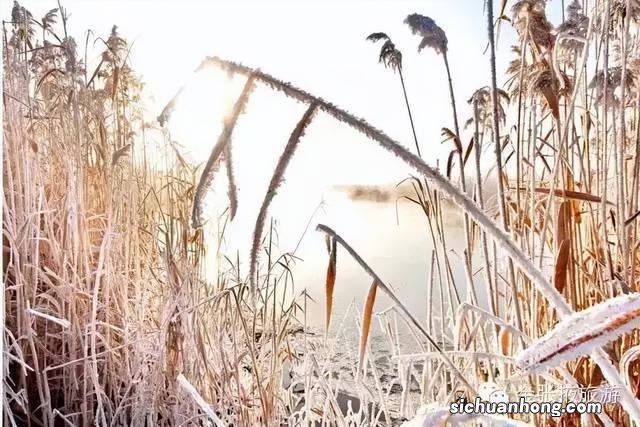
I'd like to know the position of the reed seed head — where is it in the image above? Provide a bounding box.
[404,13,448,55]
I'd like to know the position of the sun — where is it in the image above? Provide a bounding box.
[166,68,247,164]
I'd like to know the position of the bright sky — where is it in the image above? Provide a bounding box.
[20,0,564,180]
[19,0,567,185]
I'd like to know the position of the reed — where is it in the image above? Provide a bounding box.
[6,0,640,425]
[3,7,307,426]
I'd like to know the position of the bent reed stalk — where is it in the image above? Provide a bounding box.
[316,224,477,396]
[161,55,640,421]
[249,102,319,299]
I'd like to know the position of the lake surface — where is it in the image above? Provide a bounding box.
[204,185,481,344]
[289,190,469,333]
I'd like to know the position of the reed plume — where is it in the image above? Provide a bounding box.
[404,14,447,55]
[556,0,589,54]
[191,75,255,228]
[366,32,421,157]
[404,13,460,138]
[512,0,554,53]
[465,87,509,130]
[248,103,318,298]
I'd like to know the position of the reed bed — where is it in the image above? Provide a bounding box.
[5,0,640,426]
[3,5,307,426]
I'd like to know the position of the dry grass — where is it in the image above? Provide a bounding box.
[6,0,640,426]
[3,5,307,426]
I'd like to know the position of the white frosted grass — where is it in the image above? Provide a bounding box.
[161,55,640,423]
[400,403,533,427]
[517,293,640,373]
[26,308,71,329]
[176,374,225,427]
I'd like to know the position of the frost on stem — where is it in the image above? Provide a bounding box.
[516,293,640,373]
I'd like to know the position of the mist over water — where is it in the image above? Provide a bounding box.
[206,174,487,337]
[205,183,489,345]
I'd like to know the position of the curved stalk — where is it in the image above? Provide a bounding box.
[160,57,640,421]
[249,103,318,298]
[316,224,476,396]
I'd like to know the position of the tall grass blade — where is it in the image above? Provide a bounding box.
[325,235,337,334]
[358,279,378,373]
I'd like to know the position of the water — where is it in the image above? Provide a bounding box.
[286,189,470,334]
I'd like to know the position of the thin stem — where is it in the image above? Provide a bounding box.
[398,67,422,158]
[443,52,461,139]
[486,0,509,229]
[486,0,524,335]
